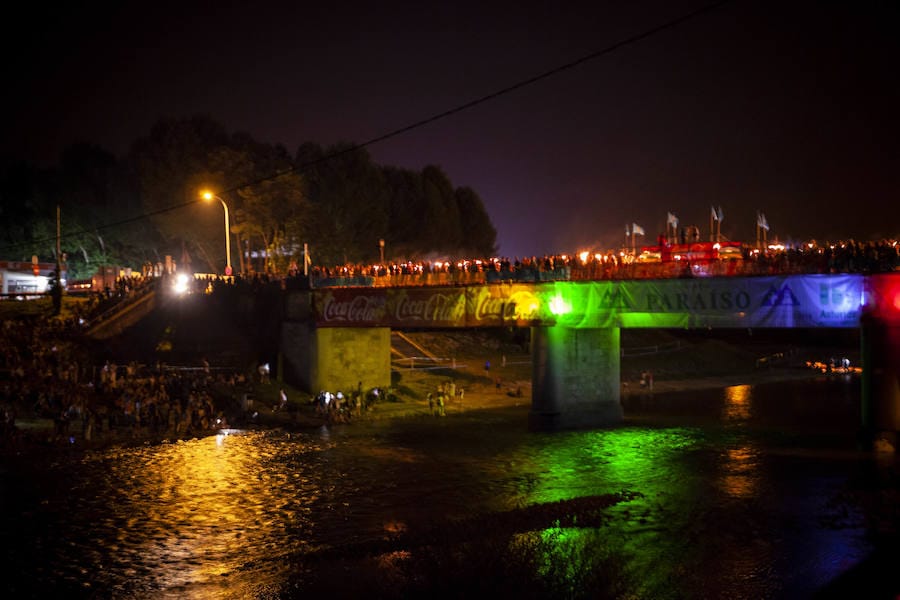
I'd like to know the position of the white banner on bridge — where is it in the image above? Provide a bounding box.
[311,274,865,329]
[538,274,864,329]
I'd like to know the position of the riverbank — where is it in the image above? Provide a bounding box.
[3,364,846,458]
[1,327,859,456]
[342,364,848,421]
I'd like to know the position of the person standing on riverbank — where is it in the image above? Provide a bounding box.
[275,388,287,411]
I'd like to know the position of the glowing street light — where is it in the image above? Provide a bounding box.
[200,190,233,276]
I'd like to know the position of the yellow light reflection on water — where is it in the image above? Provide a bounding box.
[720,384,760,499]
[99,430,320,596]
[154,434,258,586]
[723,384,751,421]
[720,445,759,499]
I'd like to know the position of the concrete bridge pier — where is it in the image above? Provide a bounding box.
[282,322,392,394]
[860,316,900,452]
[281,290,392,394]
[859,273,900,453]
[529,326,623,432]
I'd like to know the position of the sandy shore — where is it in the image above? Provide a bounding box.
[2,365,845,456]
[354,364,837,422]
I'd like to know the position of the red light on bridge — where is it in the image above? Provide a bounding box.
[869,274,900,323]
[884,280,900,315]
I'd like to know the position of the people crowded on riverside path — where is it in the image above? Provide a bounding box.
[0,313,262,451]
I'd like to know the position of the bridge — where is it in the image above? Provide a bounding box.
[273,272,900,448]
[87,270,900,449]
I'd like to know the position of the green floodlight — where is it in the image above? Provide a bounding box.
[549,295,572,316]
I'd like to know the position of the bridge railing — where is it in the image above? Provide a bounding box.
[620,341,683,357]
[224,248,899,291]
[392,356,458,370]
[306,260,826,288]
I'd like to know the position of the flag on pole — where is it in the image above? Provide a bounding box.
[711,206,718,221]
[667,212,678,229]
[717,206,724,222]
[757,212,769,231]
[632,223,645,236]
[303,242,312,278]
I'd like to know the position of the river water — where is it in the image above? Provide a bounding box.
[2,376,897,599]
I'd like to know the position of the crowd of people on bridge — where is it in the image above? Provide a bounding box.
[62,237,899,302]
[293,237,900,288]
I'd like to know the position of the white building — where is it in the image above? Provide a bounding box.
[0,260,65,297]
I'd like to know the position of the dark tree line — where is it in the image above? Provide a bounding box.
[0,115,497,278]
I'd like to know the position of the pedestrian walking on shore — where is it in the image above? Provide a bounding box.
[275,388,287,411]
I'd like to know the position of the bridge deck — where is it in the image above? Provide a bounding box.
[305,274,868,329]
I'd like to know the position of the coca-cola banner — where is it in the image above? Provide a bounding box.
[313,285,550,327]
[314,288,387,325]
[312,275,865,329]
[313,287,465,327]
[465,284,544,326]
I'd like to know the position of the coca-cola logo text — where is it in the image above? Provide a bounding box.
[393,291,465,322]
[319,293,385,322]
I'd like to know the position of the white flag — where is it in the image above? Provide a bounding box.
[667,212,678,229]
[717,206,724,222]
[711,206,718,221]
[757,212,769,231]
[632,223,645,236]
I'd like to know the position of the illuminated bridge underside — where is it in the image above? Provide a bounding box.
[312,274,864,329]
[284,274,900,439]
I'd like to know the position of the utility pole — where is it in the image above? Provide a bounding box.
[304,242,312,288]
[53,204,62,314]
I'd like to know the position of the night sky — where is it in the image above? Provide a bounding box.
[4,0,898,258]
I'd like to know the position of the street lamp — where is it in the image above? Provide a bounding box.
[201,191,233,276]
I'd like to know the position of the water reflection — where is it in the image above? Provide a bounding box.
[719,384,760,499]
[528,428,704,597]
[67,430,329,597]
[723,384,752,422]
[2,379,895,599]
[720,445,759,498]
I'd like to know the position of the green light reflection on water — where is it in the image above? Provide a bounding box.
[522,426,700,505]
[502,425,703,598]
